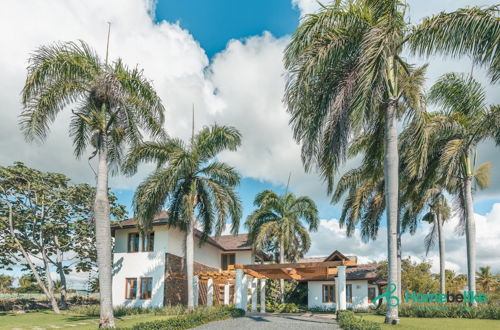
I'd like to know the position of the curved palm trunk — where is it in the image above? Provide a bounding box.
[437,211,446,295]
[384,97,399,324]
[94,138,115,328]
[463,176,477,305]
[185,218,195,308]
[279,237,285,303]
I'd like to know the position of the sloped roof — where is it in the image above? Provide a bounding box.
[110,212,252,251]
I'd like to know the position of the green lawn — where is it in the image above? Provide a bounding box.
[357,313,500,330]
[0,311,173,330]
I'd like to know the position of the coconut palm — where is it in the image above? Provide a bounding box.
[423,73,497,303]
[476,266,499,293]
[245,190,318,303]
[284,0,499,322]
[20,40,165,327]
[123,124,242,308]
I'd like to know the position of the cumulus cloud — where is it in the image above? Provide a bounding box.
[308,203,500,274]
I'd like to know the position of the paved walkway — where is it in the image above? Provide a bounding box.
[195,313,339,329]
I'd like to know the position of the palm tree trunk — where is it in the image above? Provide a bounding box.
[463,176,477,305]
[437,211,445,295]
[279,237,285,303]
[94,136,115,328]
[384,95,399,324]
[186,216,195,308]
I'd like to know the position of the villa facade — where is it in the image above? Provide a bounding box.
[111,212,384,310]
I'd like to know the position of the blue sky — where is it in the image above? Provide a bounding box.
[154,0,300,57]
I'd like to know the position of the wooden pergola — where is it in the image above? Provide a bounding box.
[194,259,356,313]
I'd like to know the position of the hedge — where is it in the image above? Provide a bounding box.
[337,310,381,330]
[0,295,99,312]
[118,306,245,330]
[374,303,500,319]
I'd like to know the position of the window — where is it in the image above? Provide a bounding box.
[140,277,153,300]
[322,284,335,303]
[142,232,155,252]
[368,287,376,303]
[125,278,137,299]
[346,284,353,303]
[128,233,140,252]
[221,253,235,270]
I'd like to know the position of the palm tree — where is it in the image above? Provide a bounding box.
[20,40,165,327]
[123,124,242,308]
[421,193,451,295]
[476,266,499,293]
[284,0,499,322]
[246,190,318,303]
[424,73,497,303]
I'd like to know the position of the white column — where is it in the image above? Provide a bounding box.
[251,278,258,312]
[260,279,266,313]
[207,278,213,306]
[224,282,230,305]
[241,275,248,312]
[235,269,243,309]
[193,275,199,307]
[337,266,346,310]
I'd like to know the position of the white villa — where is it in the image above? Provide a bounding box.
[111,211,385,311]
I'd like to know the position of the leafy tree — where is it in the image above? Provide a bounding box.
[378,258,438,294]
[0,274,14,293]
[0,162,126,310]
[17,274,42,293]
[20,40,165,327]
[124,124,242,308]
[246,190,318,303]
[284,0,499,322]
[444,270,467,293]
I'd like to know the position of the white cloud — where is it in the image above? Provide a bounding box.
[308,203,500,274]
[292,0,322,16]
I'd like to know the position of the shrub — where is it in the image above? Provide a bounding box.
[118,306,245,330]
[308,305,336,313]
[374,303,500,319]
[265,302,303,313]
[337,310,381,330]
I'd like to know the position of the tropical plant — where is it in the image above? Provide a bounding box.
[19,40,165,327]
[418,73,498,302]
[123,124,242,308]
[284,0,499,322]
[476,266,499,293]
[246,190,318,303]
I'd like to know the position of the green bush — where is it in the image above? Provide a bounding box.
[374,303,500,319]
[337,310,381,330]
[265,302,303,313]
[118,306,245,330]
[0,295,98,312]
[308,306,336,313]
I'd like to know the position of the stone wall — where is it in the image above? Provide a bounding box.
[164,253,219,306]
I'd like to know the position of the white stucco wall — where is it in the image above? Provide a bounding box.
[112,251,165,307]
[234,250,252,265]
[308,280,376,310]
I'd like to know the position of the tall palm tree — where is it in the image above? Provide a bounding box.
[421,193,451,295]
[284,0,498,322]
[20,40,165,327]
[123,124,242,308]
[424,73,496,302]
[476,266,499,293]
[246,190,318,303]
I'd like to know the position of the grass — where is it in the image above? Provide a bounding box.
[357,313,500,330]
[0,310,174,329]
